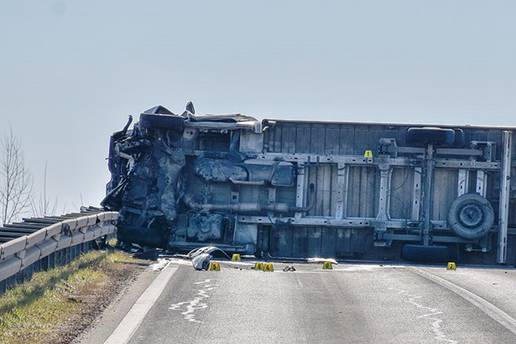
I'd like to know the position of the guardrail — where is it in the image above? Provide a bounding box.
[0,208,118,293]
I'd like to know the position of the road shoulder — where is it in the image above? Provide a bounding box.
[73,266,161,344]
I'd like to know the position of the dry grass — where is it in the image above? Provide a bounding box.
[0,250,137,344]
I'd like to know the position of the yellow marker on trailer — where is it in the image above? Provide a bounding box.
[447,262,456,270]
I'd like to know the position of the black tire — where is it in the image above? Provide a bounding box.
[447,193,494,240]
[406,127,456,146]
[402,244,453,262]
[139,113,185,132]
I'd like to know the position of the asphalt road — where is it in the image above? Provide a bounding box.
[117,262,516,344]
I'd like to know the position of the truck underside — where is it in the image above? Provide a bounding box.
[102,103,516,264]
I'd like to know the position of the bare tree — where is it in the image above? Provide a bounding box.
[31,161,58,217]
[0,127,32,225]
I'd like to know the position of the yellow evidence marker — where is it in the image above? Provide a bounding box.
[323,261,333,270]
[208,261,221,271]
[262,263,274,272]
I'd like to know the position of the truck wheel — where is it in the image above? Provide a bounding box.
[447,193,494,240]
[139,113,185,132]
[406,127,456,146]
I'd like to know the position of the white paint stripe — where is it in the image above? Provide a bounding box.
[104,263,178,344]
[411,267,516,337]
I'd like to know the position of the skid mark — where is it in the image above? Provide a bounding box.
[169,279,218,323]
[389,287,458,344]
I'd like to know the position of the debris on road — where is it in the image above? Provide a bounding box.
[192,253,212,270]
[283,265,296,272]
[188,246,230,270]
[307,257,338,265]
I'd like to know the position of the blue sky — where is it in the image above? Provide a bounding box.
[1,1,515,211]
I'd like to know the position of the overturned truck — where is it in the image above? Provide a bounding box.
[102,103,516,264]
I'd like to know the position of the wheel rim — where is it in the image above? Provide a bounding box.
[458,203,483,228]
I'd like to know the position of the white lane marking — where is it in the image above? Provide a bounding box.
[389,286,457,344]
[411,267,516,337]
[104,262,178,344]
[168,279,218,323]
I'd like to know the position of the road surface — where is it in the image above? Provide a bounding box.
[97,261,516,344]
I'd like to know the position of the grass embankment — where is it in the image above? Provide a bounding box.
[0,250,139,344]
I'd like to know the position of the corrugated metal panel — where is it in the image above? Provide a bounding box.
[390,168,414,220]
[306,164,338,216]
[346,166,379,218]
